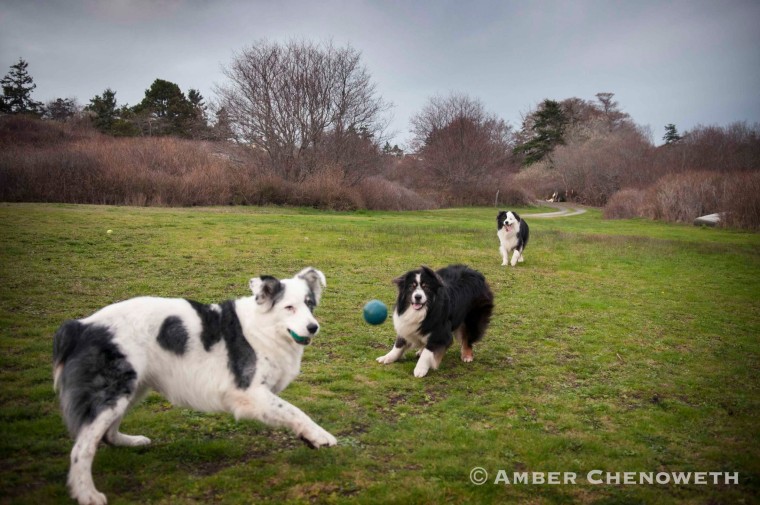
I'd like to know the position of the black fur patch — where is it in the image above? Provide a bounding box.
[188,300,223,351]
[497,211,508,230]
[188,300,257,389]
[157,316,189,355]
[256,276,285,309]
[305,290,317,313]
[53,320,136,437]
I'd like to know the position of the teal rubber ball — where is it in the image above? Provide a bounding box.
[363,299,388,325]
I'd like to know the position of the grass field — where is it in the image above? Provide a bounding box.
[1,203,758,504]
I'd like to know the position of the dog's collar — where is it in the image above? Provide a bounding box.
[288,329,311,346]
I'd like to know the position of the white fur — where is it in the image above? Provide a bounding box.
[413,348,438,377]
[376,274,431,374]
[59,268,335,505]
[375,304,427,365]
[375,343,408,364]
[498,212,525,267]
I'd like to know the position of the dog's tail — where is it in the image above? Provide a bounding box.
[53,320,83,393]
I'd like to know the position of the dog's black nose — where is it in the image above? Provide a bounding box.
[306,323,319,335]
[414,294,422,302]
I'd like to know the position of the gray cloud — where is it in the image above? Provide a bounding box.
[2,0,758,146]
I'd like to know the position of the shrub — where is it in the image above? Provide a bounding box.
[294,166,364,211]
[603,188,656,220]
[603,171,760,230]
[722,171,760,230]
[512,162,565,201]
[553,126,654,205]
[653,171,724,223]
[356,176,437,211]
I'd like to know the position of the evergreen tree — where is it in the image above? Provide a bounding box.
[211,106,235,141]
[1,58,43,115]
[382,141,404,157]
[86,89,118,133]
[44,98,78,121]
[186,88,210,138]
[513,99,568,166]
[135,79,195,136]
[663,123,682,145]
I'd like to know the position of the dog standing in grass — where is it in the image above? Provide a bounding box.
[53,268,336,505]
[377,265,494,377]
[497,210,530,266]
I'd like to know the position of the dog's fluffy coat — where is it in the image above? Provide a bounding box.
[376,265,494,377]
[497,210,530,266]
[53,268,335,505]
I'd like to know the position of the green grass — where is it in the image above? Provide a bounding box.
[1,203,758,504]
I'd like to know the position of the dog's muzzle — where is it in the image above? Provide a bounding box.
[288,329,311,345]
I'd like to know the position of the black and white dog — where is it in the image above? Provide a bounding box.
[497,210,530,266]
[53,267,336,505]
[376,265,494,377]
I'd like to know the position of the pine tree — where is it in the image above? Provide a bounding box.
[663,123,682,145]
[0,58,43,115]
[86,89,118,133]
[186,88,210,138]
[135,79,195,136]
[513,99,568,166]
[44,98,78,121]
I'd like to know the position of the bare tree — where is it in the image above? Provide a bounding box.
[409,93,515,189]
[595,92,630,131]
[216,39,390,181]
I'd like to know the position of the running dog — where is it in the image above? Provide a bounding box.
[497,210,530,266]
[53,267,336,505]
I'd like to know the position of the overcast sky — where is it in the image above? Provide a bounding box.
[2,0,759,147]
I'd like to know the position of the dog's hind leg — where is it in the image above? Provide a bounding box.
[68,397,131,505]
[462,299,494,360]
[460,334,474,363]
[454,327,474,362]
[105,385,151,447]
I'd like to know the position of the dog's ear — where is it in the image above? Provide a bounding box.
[249,275,284,307]
[420,265,444,290]
[295,267,326,304]
[512,211,521,222]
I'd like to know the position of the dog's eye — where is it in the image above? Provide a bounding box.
[421,282,427,289]
[284,305,296,313]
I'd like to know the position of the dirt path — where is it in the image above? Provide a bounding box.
[526,202,588,218]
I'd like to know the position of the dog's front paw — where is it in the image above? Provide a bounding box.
[300,427,338,449]
[413,364,430,378]
[72,488,107,505]
[376,353,396,364]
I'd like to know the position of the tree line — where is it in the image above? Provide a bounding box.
[2,42,759,224]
